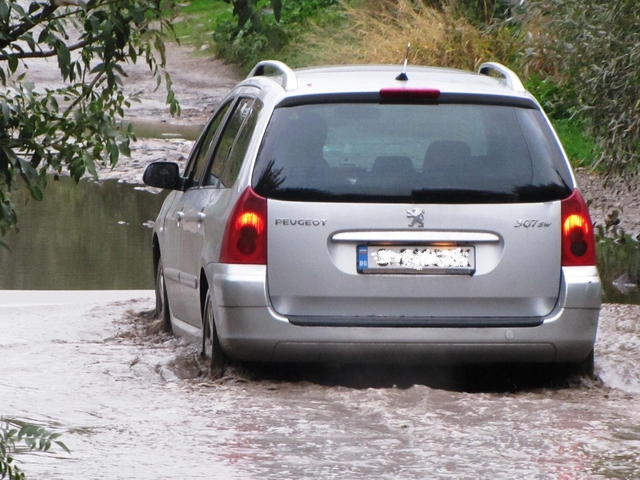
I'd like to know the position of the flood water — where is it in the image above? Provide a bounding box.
[1,294,639,479]
[597,235,640,305]
[0,177,167,289]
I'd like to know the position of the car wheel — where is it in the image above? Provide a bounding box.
[203,289,228,374]
[558,349,595,381]
[155,258,173,334]
[570,349,595,379]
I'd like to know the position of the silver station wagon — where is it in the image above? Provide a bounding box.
[144,60,602,376]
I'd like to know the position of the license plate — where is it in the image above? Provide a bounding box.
[357,245,475,275]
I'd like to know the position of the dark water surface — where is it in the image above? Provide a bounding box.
[597,236,640,305]
[0,177,167,289]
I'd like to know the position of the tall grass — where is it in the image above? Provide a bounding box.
[523,0,640,175]
[281,0,520,70]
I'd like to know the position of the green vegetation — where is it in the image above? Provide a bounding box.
[173,1,231,48]
[172,0,340,70]
[176,0,638,175]
[212,0,340,71]
[1,418,69,480]
[523,75,599,166]
[524,0,640,175]
[0,0,180,239]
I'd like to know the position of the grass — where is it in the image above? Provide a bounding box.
[278,0,519,70]
[172,0,231,49]
[553,119,600,168]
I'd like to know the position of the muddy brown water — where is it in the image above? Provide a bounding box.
[1,294,639,479]
[0,177,168,290]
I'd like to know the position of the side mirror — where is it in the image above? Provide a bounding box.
[143,162,184,190]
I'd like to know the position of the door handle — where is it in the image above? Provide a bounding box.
[176,211,184,221]
[197,212,206,223]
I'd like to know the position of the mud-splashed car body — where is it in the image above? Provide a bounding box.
[144,60,601,376]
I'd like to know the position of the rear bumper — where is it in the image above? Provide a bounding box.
[209,264,601,365]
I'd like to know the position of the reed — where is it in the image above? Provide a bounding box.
[285,0,519,70]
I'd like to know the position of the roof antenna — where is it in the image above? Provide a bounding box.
[396,43,411,81]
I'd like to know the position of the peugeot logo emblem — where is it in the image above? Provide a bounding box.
[406,208,425,228]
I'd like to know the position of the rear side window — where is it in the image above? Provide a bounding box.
[184,102,231,186]
[205,98,260,188]
[220,99,263,187]
[252,103,573,203]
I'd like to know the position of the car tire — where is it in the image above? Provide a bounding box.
[203,289,228,374]
[558,349,595,381]
[155,258,173,334]
[570,349,595,379]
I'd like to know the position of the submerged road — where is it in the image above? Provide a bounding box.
[1,291,639,479]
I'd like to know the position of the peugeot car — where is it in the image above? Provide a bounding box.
[143,60,602,376]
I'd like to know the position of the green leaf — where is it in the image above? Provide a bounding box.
[17,158,38,184]
[8,56,18,74]
[56,41,72,79]
[54,441,71,454]
[84,154,98,178]
[0,1,8,21]
[106,140,119,164]
[90,62,106,74]
[118,140,131,157]
[30,186,43,202]
[1,102,11,121]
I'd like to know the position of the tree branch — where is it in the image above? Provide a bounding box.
[0,39,92,61]
[63,68,105,117]
[0,3,60,50]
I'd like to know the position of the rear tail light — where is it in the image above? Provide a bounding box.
[561,190,596,266]
[220,187,267,264]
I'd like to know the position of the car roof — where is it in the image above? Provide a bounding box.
[240,62,533,101]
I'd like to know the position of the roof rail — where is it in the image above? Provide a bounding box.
[478,62,525,92]
[247,60,298,91]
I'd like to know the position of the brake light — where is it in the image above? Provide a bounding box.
[561,190,596,266]
[379,88,440,99]
[220,187,267,264]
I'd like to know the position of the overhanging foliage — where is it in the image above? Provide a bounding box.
[1,417,70,480]
[0,0,179,237]
[525,0,640,175]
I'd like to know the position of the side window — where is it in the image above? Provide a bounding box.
[205,98,258,187]
[220,99,263,187]
[183,102,231,187]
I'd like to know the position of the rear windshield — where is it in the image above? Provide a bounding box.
[252,103,573,203]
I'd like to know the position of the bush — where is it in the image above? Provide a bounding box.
[212,0,340,70]
[524,0,640,175]
[523,75,598,166]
